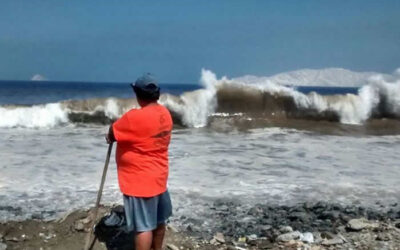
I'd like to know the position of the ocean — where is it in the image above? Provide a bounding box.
[0,68,400,233]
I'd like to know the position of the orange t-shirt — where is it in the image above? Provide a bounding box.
[112,104,172,197]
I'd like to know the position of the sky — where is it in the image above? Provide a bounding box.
[0,0,399,83]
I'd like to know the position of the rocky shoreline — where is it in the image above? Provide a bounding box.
[0,202,400,249]
[191,200,400,249]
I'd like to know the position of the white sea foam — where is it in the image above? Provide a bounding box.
[367,74,400,117]
[1,126,400,222]
[103,98,120,119]
[161,69,218,127]
[0,103,68,128]
[0,98,129,128]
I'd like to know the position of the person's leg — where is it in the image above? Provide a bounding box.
[151,223,166,250]
[151,191,172,249]
[135,231,153,250]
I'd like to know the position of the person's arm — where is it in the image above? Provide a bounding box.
[105,123,116,144]
[108,111,136,143]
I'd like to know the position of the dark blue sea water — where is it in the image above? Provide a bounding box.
[0,80,201,105]
[294,86,358,95]
[0,80,358,105]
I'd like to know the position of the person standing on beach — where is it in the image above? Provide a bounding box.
[106,73,173,250]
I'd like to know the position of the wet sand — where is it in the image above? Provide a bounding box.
[0,206,202,250]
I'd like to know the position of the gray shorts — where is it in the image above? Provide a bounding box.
[123,190,172,232]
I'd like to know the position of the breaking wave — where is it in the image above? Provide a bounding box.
[0,104,68,128]
[0,68,399,128]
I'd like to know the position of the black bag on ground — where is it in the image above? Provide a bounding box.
[94,205,134,250]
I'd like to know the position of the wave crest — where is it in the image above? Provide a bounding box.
[213,68,400,125]
[0,103,68,128]
[0,68,399,129]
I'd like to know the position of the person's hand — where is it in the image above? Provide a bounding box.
[105,133,112,144]
[105,124,115,144]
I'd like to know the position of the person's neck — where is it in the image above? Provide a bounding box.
[140,101,158,108]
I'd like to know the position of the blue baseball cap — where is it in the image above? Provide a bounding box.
[131,73,160,92]
[130,73,160,100]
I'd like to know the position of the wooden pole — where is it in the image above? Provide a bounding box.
[84,142,114,250]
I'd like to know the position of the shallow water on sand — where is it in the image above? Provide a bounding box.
[0,126,400,223]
